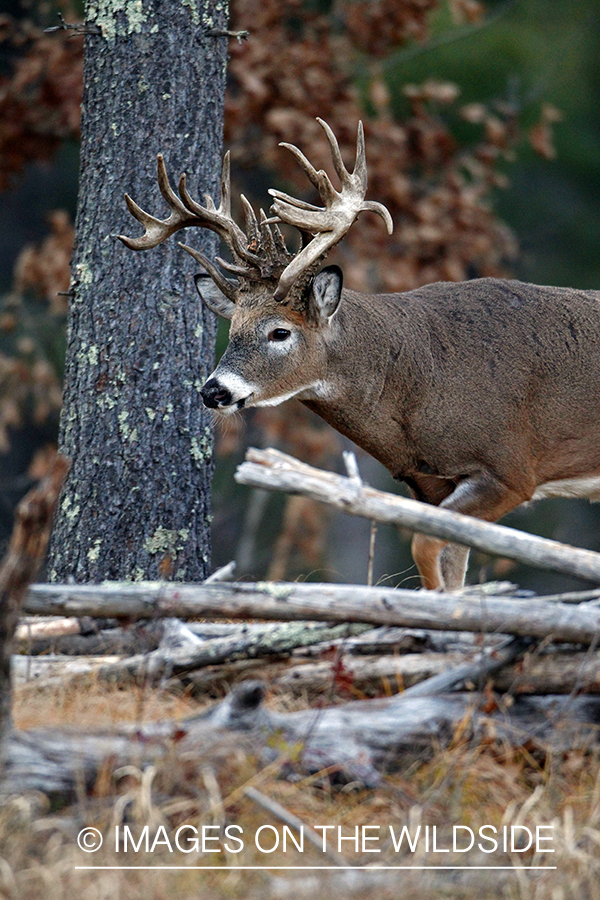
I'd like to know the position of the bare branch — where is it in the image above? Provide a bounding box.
[236,447,600,585]
[22,580,600,646]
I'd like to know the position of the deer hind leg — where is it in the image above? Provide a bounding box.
[410,535,469,591]
[440,543,471,590]
[411,470,533,592]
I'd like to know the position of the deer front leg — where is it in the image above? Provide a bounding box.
[411,470,533,591]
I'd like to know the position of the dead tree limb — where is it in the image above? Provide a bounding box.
[236,447,600,584]
[4,679,600,799]
[97,621,373,684]
[277,648,600,697]
[0,456,69,772]
[22,580,600,645]
[391,636,532,698]
[13,654,121,688]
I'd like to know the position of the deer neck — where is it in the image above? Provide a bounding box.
[302,290,427,474]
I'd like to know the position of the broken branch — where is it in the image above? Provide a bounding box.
[235,448,600,584]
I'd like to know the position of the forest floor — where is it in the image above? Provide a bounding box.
[3,672,600,900]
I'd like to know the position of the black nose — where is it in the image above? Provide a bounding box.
[201,378,232,409]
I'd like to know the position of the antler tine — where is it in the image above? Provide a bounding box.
[267,118,394,301]
[362,200,394,234]
[270,219,289,255]
[267,189,324,214]
[216,257,257,278]
[179,173,263,268]
[259,208,277,257]
[352,120,367,188]
[178,243,239,303]
[268,192,338,235]
[240,195,260,247]
[279,142,338,206]
[316,116,355,189]
[118,154,197,251]
[118,153,252,257]
[278,142,321,192]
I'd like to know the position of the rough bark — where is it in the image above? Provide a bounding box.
[48,0,229,582]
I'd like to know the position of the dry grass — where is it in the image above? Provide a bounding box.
[12,678,202,732]
[2,676,600,899]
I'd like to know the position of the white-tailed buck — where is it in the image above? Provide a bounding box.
[119,118,600,591]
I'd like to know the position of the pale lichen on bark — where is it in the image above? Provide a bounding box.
[48,0,229,582]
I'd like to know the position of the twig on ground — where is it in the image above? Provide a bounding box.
[204,561,236,584]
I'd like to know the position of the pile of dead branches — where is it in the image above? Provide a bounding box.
[2,449,600,803]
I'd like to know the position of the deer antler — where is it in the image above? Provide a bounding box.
[117,153,265,281]
[266,118,393,300]
[118,119,392,309]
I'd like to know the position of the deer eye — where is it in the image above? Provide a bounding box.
[268,328,291,342]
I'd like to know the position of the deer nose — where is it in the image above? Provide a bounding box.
[201,378,232,409]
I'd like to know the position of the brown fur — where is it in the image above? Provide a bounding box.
[213,277,600,590]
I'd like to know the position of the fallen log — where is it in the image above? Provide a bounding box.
[291,626,504,657]
[277,648,600,697]
[3,679,600,799]
[236,447,600,584]
[12,654,122,687]
[23,580,600,645]
[14,623,159,657]
[96,621,373,684]
[15,617,81,642]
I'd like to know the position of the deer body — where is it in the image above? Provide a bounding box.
[119,118,600,591]
[302,278,600,489]
[203,273,600,589]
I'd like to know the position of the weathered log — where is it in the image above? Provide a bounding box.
[3,679,600,799]
[15,617,81,642]
[292,626,504,657]
[277,648,600,697]
[23,580,600,645]
[12,655,122,688]
[15,626,156,658]
[235,447,600,584]
[96,621,373,684]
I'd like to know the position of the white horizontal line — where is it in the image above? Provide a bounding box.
[75,865,557,871]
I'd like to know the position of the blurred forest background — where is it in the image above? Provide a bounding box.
[1,0,599,593]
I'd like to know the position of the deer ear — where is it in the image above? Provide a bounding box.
[194,274,235,320]
[310,265,343,321]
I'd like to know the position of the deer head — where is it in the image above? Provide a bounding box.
[118,119,392,410]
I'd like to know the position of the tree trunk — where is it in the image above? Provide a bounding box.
[48,0,229,581]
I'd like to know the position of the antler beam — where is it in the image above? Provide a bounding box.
[118,118,393,307]
[117,153,261,269]
[267,118,393,300]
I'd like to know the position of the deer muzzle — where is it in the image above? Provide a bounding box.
[200,378,234,409]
